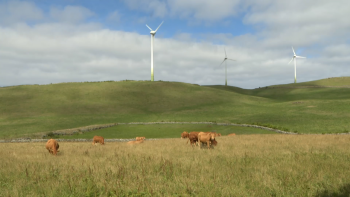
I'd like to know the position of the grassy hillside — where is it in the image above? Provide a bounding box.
[1,78,350,138]
[269,76,350,87]
[58,124,276,139]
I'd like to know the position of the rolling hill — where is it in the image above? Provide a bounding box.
[0,77,349,138]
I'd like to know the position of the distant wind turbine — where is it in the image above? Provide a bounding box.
[146,21,164,81]
[219,48,235,86]
[288,47,306,83]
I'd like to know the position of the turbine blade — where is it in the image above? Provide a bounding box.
[292,47,296,56]
[224,48,227,58]
[296,56,306,58]
[146,24,153,31]
[288,57,294,64]
[155,21,164,32]
[227,58,236,61]
[219,59,226,66]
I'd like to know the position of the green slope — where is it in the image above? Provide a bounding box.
[269,76,350,87]
[1,78,350,138]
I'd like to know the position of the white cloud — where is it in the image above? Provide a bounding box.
[0,1,350,89]
[0,1,44,25]
[50,5,95,24]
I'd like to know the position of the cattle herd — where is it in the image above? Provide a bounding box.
[45,132,236,156]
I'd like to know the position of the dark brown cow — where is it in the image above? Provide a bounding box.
[181,131,189,139]
[187,132,200,147]
[45,139,59,155]
[198,132,215,149]
[210,139,218,146]
[92,136,105,145]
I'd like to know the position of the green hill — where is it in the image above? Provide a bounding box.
[1,78,350,139]
[269,76,350,87]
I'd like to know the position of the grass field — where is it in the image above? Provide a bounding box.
[1,77,350,139]
[57,124,277,139]
[1,135,350,196]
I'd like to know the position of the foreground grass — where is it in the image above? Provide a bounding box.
[1,135,350,196]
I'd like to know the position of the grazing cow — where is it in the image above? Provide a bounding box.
[228,133,236,136]
[92,136,105,145]
[136,137,145,141]
[211,132,221,137]
[198,132,215,149]
[127,140,144,145]
[210,139,218,146]
[187,132,200,147]
[181,131,189,139]
[45,139,59,155]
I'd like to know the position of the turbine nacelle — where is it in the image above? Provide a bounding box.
[288,47,306,64]
[146,21,164,36]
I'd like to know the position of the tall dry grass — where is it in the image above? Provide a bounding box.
[1,135,350,196]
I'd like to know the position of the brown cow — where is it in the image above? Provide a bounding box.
[228,133,236,136]
[45,139,59,155]
[187,132,200,147]
[127,140,144,145]
[198,132,215,149]
[210,139,218,146]
[136,137,145,141]
[181,131,189,139]
[210,132,221,137]
[92,136,105,145]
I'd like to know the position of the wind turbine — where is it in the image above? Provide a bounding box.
[219,48,235,86]
[288,47,306,83]
[146,21,164,81]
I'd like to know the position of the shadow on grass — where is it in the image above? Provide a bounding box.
[315,184,350,197]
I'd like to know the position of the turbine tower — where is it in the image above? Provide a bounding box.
[219,48,235,86]
[146,21,163,81]
[288,47,306,83]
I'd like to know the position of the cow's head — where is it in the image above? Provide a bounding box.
[210,133,215,140]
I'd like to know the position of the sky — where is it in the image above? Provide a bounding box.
[0,0,349,89]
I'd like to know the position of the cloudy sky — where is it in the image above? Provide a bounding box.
[0,0,349,89]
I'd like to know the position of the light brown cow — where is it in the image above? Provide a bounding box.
[92,136,105,145]
[187,132,200,147]
[198,132,215,149]
[228,133,236,136]
[45,139,59,155]
[136,137,145,141]
[181,131,189,139]
[127,140,144,145]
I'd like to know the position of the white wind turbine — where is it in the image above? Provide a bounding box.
[146,21,164,82]
[219,48,235,86]
[288,47,306,83]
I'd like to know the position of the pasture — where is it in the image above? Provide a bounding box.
[57,124,276,139]
[1,135,350,196]
[1,77,350,139]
